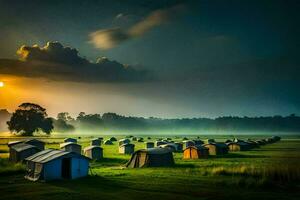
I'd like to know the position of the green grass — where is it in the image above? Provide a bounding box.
[0,135,299,200]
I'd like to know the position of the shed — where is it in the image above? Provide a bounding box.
[64,138,77,143]
[84,146,103,160]
[9,143,41,163]
[91,138,101,146]
[104,140,113,145]
[145,142,154,149]
[25,149,89,181]
[126,148,174,168]
[119,143,135,154]
[227,142,251,151]
[60,142,82,154]
[203,143,228,155]
[183,145,209,159]
[118,138,131,146]
[109,137,117,142]
[182,140,195,149]
[24,139,45,150]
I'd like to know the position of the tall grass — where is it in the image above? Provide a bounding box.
[209,164,300,186]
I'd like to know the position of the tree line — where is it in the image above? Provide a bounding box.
[1,103,300,136]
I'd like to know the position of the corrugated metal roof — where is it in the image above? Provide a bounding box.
[7,141,23,147]
[11,143,39,152]
[84,146,103,151]
[25,149,89,163]
[60,142,81,148]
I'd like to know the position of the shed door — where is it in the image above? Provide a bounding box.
[62,158,71,179]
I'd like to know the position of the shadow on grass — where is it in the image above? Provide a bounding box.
[173,163,196,168]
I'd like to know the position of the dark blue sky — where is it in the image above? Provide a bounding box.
[0,0,299,117]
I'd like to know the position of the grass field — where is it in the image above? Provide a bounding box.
[0,135,300,200]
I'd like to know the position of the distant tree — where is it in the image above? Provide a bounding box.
[7,103,53,136]
[53,112,75,133]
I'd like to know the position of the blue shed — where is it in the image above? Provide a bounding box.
[24,149,90,181]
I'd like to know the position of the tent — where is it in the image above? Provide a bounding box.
[126,148,174,168]
[60,142,82,154]
[104,140,113,145]
[203,143,228,155]
[25,149,89,181]
[64,138,77,143]
[119,143,135,154]
[91,138,101,146]
[9,143,41,163]
[145,142,154,149]
[137,137,144,142]
[183,145,209,159]
[109,137,117,142]
[84,146,103,160]
[118,138,131,146]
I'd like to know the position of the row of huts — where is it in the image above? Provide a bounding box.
[6,135,281,182]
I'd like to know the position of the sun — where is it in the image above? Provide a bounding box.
[0,81,4,87]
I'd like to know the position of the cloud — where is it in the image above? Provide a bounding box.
[89,4,186,49]
[0,42,151,82]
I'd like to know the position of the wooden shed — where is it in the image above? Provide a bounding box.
[84,146,103,160]
[9,143,41,163]
[25,149,89,181]
[119,143,135,154]
[118,138,131,146]
[183,145,209,159]
[60,142,82,154]
[203,143,228,155]
[227,142,251,151]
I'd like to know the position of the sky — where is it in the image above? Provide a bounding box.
[0,0,299,118]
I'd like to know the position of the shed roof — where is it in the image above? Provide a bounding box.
[11,143,39,152]
[25,149,89,163]
[84,146,103,151]
[120,143,135,147]
[60,142,81,148]
[8,141,23,147]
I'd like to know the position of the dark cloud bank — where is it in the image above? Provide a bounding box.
[0,42,151,82]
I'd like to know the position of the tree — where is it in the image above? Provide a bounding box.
[7,103,53,136]
[53,112,75,132]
